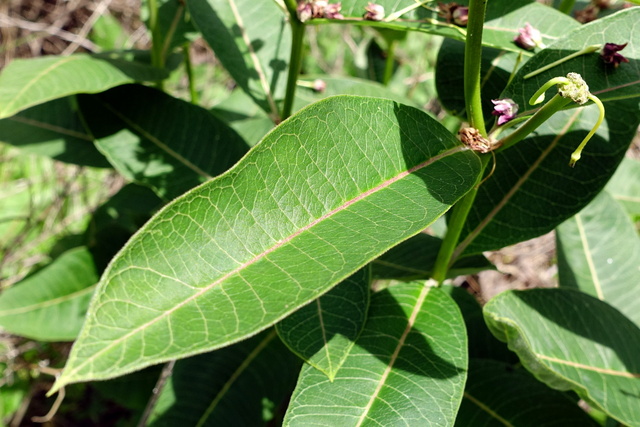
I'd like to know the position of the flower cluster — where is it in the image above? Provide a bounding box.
[438,2,469,27]
[297,1,343,22]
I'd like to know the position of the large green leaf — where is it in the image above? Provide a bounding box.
[457,359,598,426]
[484,289,640,426]
[149,329,300,426]
[0,52,169,119]
[556,191,640,327]
[441,285,516,364]
[457,8,640,255]
[605,157,640,218]
[283,283,467,426]
[78,84,249,199]
[187,0,291,120]
[276,267,370,380]
[0,97,110,167]
[0,247,97,341]
[50,96,481,392]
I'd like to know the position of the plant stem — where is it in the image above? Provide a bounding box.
[431,0,489,284]
[282,0,305,121]
[431,155,491,284]
[183,42,199,105]
[558,0,576,14]
[382,39,397,86]
[464,0,488,136]
[497,94,572,152]
[148,0,164,90]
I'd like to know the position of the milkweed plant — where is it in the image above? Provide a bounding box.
[1,0,639,425]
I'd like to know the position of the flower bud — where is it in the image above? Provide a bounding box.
[364,3,385,21]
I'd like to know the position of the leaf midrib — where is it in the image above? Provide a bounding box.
[536,354,640,378]
[1,56,81,118]
[355,285,431,427]
[58,145,469,385]
[0,284,96,316]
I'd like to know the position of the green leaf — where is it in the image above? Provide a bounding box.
[90,13,128,51]
[457,8,640,255]
[78,84,249,199]
[294,76,419,112]
[0,247,97,341]
[51,96,481,392]
[149,329,301,426]
[441,285,516,364]
[187,0,291,120]
[87,183,164,272]
[0,53,169,119]
[276,267,370,380]
[148,0,198,53]
[556,191,640,327]
[457,359,598,426]
[372,233,494,280]
[92,365,163,413]
[606,157,640,218]
[484,288,640,426]
[0,97,110,168]
[283,283,467,426]
[0,377,28,423]
[210,89,275,147]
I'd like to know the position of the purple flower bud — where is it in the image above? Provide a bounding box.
[491,98,519,126]
[452,6,468,26]
[514,23,544,50]
[438,3,468,27]
[324,2,344,19]
[297,1,314,22]
[601,42,629,68]
[364,3,385,21]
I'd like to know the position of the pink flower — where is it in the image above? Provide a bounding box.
[601,43,629,67]
[491,98,518,126]
[364,3,385,21]
[514,23,544,50]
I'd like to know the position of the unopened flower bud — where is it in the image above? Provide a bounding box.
[324,2,344,19]
[313,79,326,92]
[514,23,545,50]
[364,3,385,21]
[297,1,314,22]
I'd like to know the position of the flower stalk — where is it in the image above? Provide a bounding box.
[496,73,606,167]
